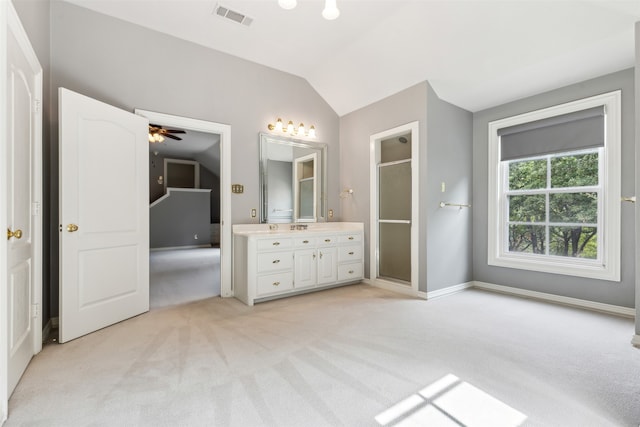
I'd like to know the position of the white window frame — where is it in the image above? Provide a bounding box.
[487,91,621,281]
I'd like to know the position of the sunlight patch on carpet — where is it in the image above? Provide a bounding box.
[375,374,527,426]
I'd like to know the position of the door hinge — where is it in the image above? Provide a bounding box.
[32,202,41,216]
[33,99,41,114]
[31,303,40,318]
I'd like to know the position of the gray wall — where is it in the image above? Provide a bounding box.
[473,68,635,308]
[340,83,429,290]
[426,83,474,291]
[47,1,340,317]
[339,82,474,293]
[12,0,52,324]
[150,190,211,248]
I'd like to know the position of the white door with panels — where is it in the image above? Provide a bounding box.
[5,1,43,404]
[59,88,149,343]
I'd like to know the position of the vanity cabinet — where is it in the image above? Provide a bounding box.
[233,224,364,306]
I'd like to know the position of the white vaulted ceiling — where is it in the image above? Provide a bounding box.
[63,0,640,115]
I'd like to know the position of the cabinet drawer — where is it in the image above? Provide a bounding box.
[257,238,292,251]
[318,235,338,246]
[338,262,363,281]
[294,237,316,247]
[257,272,294,296]
[257,251,293,273]
[338,233,362,244]
[338,245,362,262]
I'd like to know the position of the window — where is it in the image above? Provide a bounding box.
[488,91,621,281]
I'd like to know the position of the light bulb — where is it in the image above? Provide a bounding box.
[322,0,340,20]
[308,125,316,138]
[278,0,297,10]
[297,123,305,136]
[275,118,283,132]
[286,121,294,134]
[148,134,155,143]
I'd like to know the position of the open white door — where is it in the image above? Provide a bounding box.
[59,88,149,343]
[5,1,43,402]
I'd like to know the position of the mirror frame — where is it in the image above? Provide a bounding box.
[259,132,328,223]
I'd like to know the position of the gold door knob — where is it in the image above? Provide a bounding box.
[7,228,23,240]
[67,224,79,232]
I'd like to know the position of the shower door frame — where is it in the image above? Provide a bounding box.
[369,121,420,296]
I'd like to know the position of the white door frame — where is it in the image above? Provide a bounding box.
[369,121,420,296]
[1,2,43,422]
[1,2,8,421]
[135,110,233,297]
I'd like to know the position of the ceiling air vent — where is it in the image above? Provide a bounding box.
[214,3,253,27]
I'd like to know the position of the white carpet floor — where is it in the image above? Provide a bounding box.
[149,247,221,309]
[6,285,640,426]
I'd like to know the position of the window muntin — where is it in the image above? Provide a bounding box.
[504,149,600,262]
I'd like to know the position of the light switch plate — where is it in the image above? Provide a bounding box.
[232,184,244,194]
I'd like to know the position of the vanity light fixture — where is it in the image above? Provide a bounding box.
[278,0,340,20]
[268,118,317,138]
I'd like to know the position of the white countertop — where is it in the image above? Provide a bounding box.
[233,222,363,237]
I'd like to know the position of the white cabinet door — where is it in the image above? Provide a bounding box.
[5,3,42,398]
[317,246,337,285]
[294,249,317,289]
[59,88,149,343]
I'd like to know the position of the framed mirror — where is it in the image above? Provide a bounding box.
[259,133,327,223]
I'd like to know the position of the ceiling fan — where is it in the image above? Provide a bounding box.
[148,124,186,143]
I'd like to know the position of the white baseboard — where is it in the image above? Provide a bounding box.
[427,282,473,300]
[632,335,640,347]
[473,281,636,318]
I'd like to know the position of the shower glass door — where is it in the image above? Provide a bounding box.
[377,135,412,284]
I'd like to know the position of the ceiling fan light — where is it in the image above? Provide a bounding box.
[278,0,297,10]
[148,134,155,143]
[322,0,340,20]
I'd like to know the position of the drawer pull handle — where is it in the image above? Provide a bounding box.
[273,281,280,286]
[325,239,331,242]
[273,259,280,264]
[348,251,354,255]
[348,270,354,274]
[348,236,354,240]
[273,242,280,246]
[303,240,309,244]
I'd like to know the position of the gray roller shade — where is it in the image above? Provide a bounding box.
[499,106,604,161]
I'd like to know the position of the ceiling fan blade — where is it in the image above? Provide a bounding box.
[165,129,186,134]
[164,133,182,141]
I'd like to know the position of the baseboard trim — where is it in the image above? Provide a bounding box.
[632,335,640,347]
[473,281,636,318]
[427,282,474,300]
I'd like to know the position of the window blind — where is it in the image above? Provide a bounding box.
[499,106,604,161]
